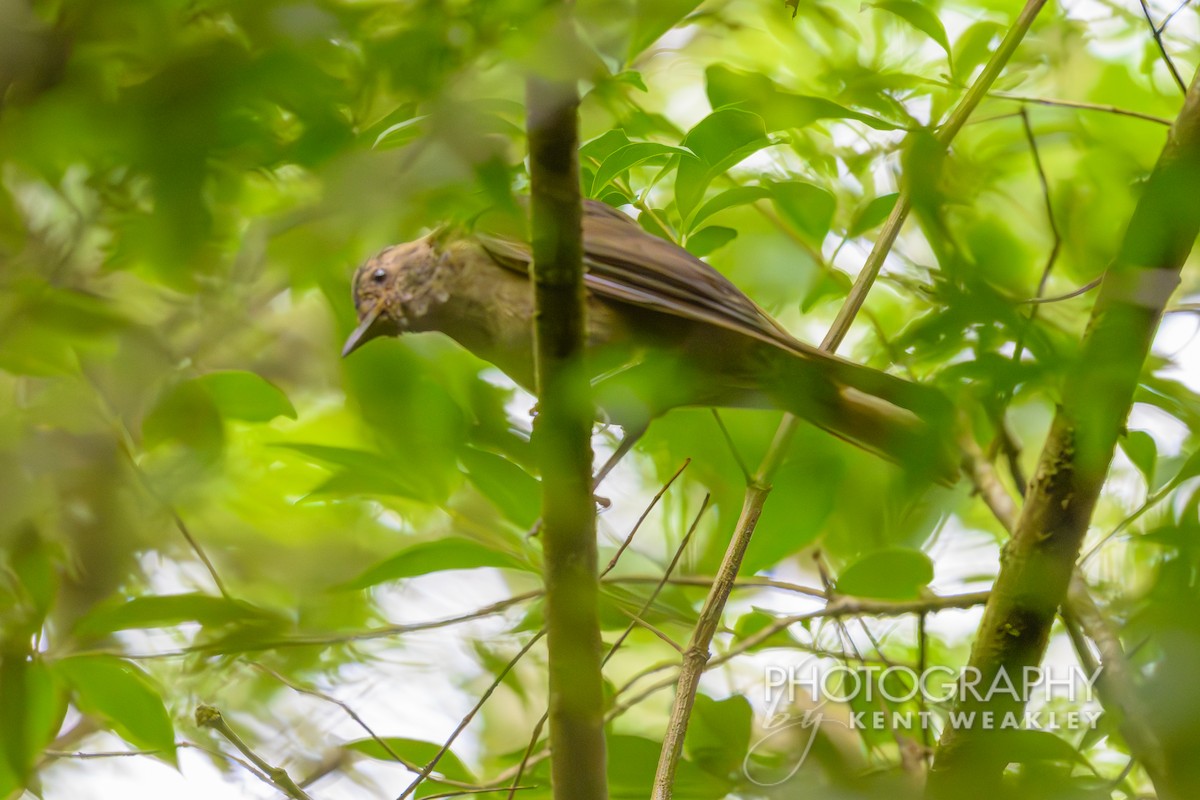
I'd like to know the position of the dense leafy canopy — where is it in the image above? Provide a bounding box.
[0,0,1198,797]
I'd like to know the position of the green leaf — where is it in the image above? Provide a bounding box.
[0,654,62,790]
[10,528,56,622]
[676,109,770,218]
[372,115,428,150]
[801,268,852,312]
[769,181,836,244]
[195,371,296,422]
[591,142,692,196]
[1170,447,1200,487]
[54,656,175,759]
[607,734,732,799]
[706,66,897,132]
[142,380,224,458]
[870,0,952,62]
[847,193,900,237]
[340,538,530,591]
[1120,430,1157,488]
[837,548,933,599]
[612,70,648,92]
[459,446,540,527]
[627,0,704,61]
[580,130,632,163]
[991,729,1086,764]
[638,208,677,242]
[685,695,752,777]
[75,594,277,636]
[686,185,770,233]
[683,226,737,257]
[345,737,474,782]
[276,444,445,503]
[953,21,1005,82]
[681,108,769,165]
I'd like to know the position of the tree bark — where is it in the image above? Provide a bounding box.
[928,67,1200,796]
[526,64,608,800]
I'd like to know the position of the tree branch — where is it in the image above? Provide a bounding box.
[526,22,607,796]
[928,66,1200,796]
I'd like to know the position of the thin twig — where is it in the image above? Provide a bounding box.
[83,375,232,600]
[111,591,543,659]
[397,631,546,800]
[250,664,490,793]
[504,714,548,800]
[607,574,825,599]
[1160,0,1193,30]
[1139,0,1189,93]
[601,458,690,577]
[710,410,752,485]
[1021,276,1102,304]
[988,91,1174,126]
[502,495,710,796]
[606,496,710,660]
[195,705,313,800]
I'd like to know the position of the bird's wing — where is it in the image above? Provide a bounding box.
[477,200,812,355]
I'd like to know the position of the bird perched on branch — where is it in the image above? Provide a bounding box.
[343,200,959,483]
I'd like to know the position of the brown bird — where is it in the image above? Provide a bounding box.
[343,200,958,482]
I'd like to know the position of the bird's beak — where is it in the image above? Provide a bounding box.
[342,301,385,358]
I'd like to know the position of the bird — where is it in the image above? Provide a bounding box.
[343,200,959,483]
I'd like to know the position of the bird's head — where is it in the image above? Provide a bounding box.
[342,235,451,357]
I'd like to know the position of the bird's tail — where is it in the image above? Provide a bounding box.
[764,348,960,484]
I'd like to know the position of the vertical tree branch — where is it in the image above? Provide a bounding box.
[526,23,608,800]
[928,68,1200,796]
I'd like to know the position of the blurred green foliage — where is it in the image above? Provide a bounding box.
[0,0,1198,797]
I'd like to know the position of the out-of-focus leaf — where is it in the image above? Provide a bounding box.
[991,729,1087,764]
[836,548,933,599]
[745,450,844,571]
[195,371,296,422]
[608,734,732,799]
[591,142,691,195]
[1119,430,1157,488]
[459,446,540,527]
[0,654,62,791]
[74,594,278,636]
[953,21,1004,81]
[638,208,677,242]
[54,656,175,760]
[142,380,224,458]
[9,528,55,622]
[706,66,897,131]
[339,538,530,591]
[612,70,648,92]
[847,193,900,237]
[345,737,474,782]
[685,695,752,777]
[627,0,703,61]
[1170,447,1200,487]
[731,610,796,652]
[870,0,952,62]
[685,185,770,233]
[277,444,446,503]
[683,226,737,257]
[373,115,427,150]
[769,181,836,245]
[801,268,852,312]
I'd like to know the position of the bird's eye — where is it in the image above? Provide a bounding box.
[371,268,387,284]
